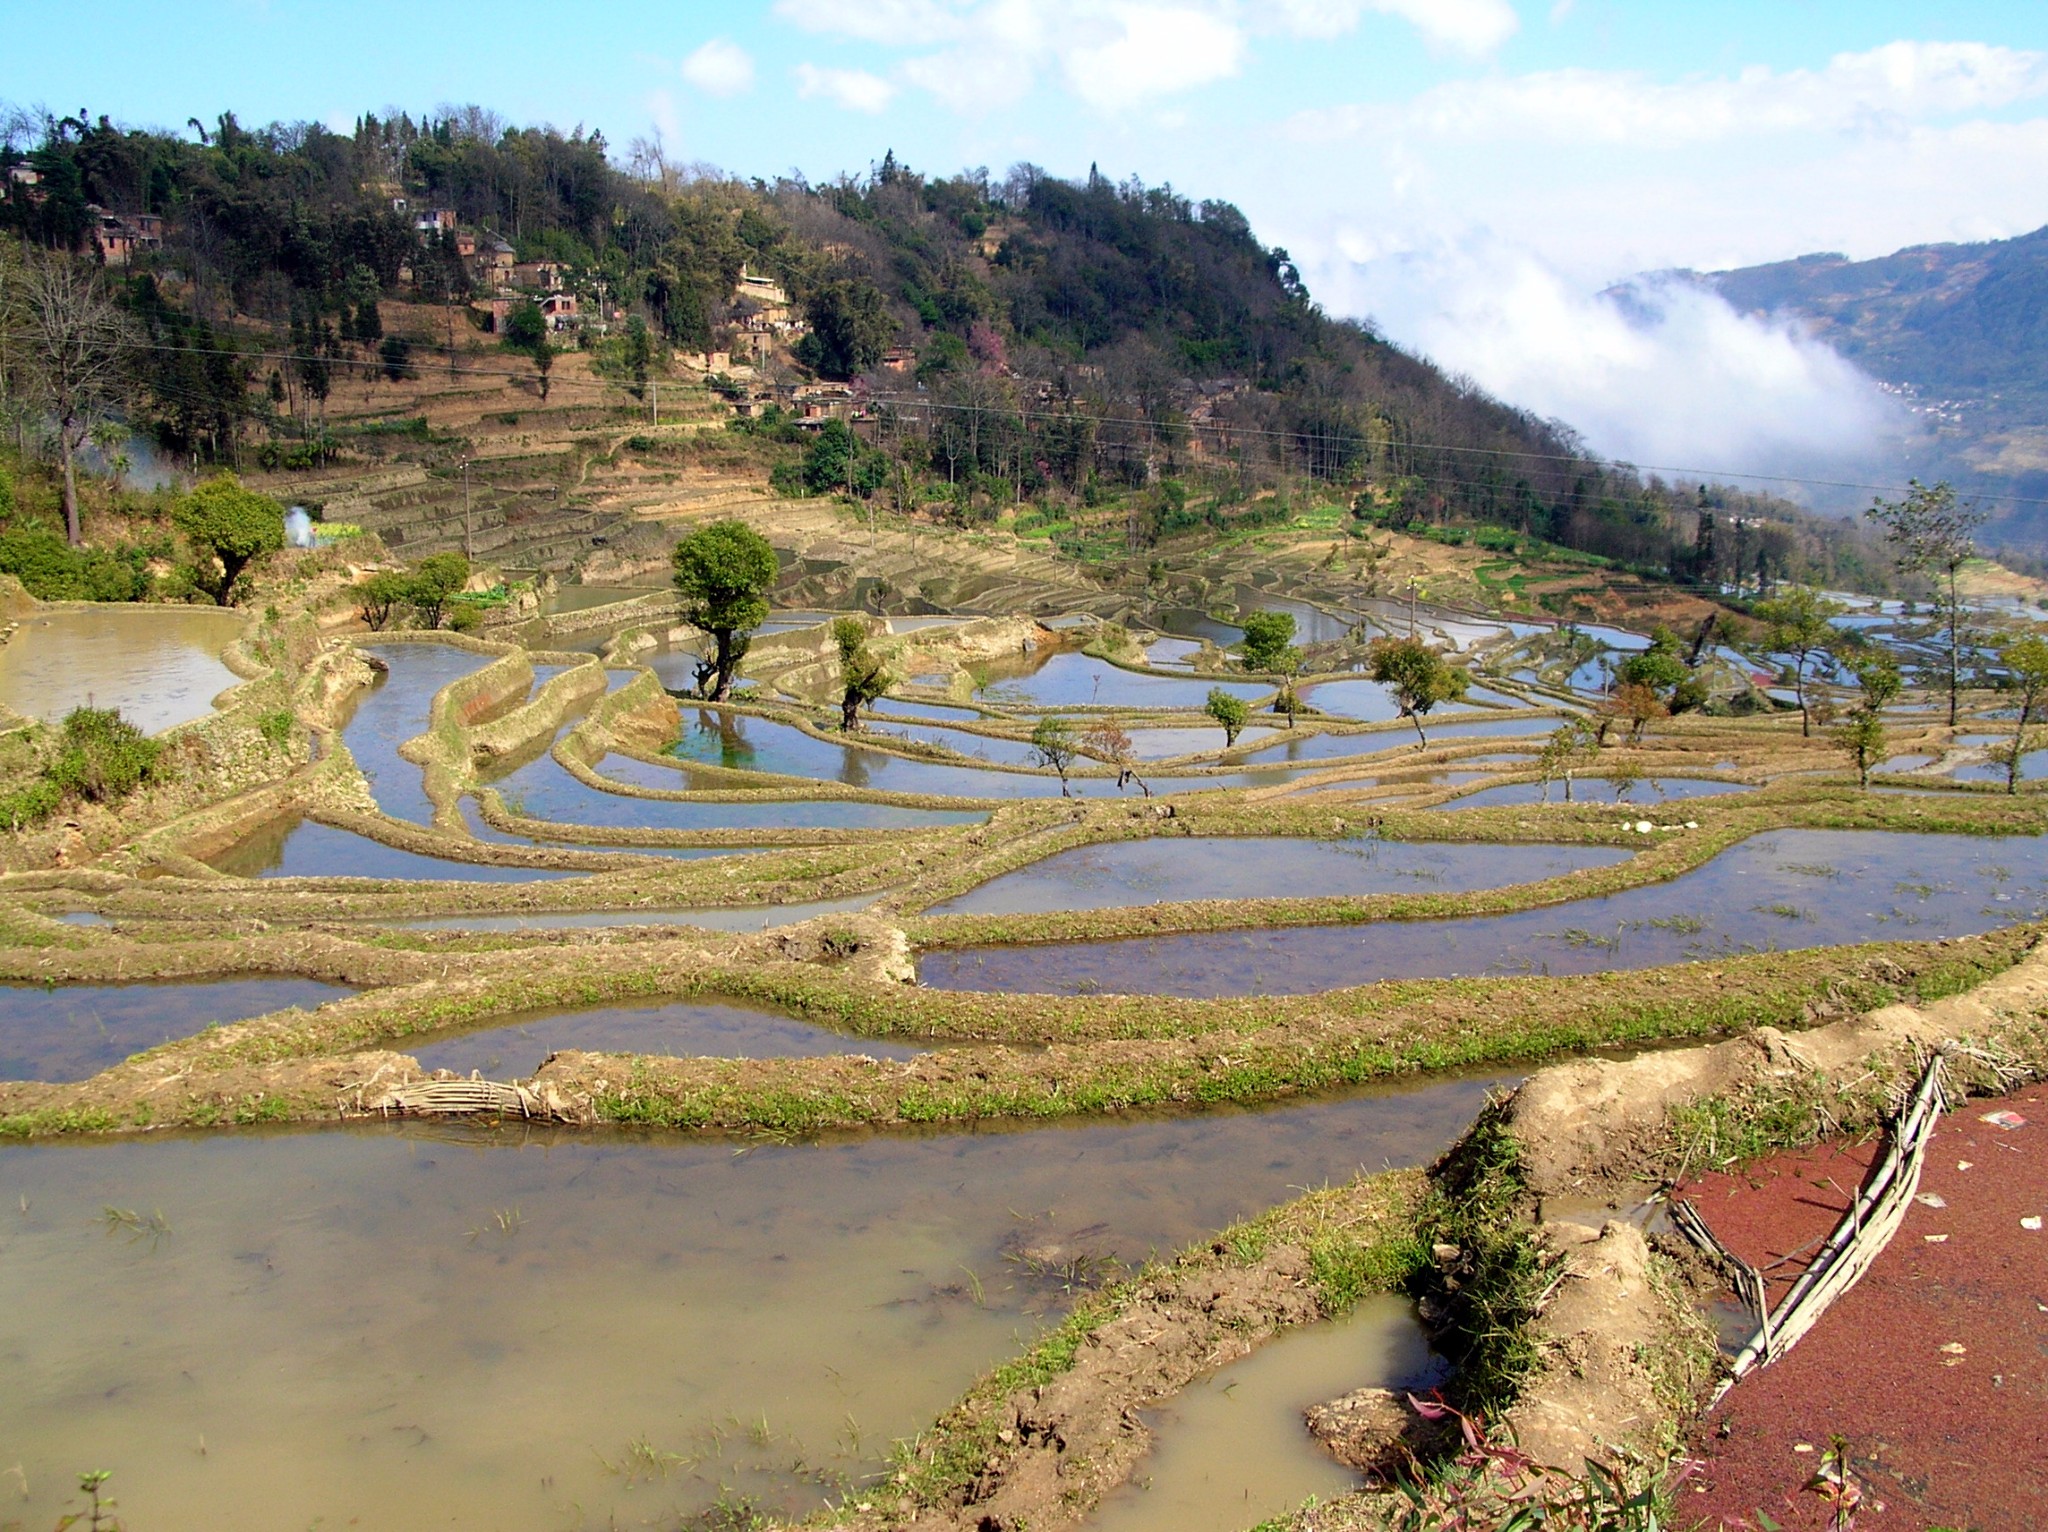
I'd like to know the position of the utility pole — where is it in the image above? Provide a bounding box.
[462,457,473,560]
[651,381,658,428]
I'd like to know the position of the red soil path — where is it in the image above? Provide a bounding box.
[1676,1082,2048,1532]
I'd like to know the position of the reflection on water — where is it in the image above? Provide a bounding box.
[486,745,989,829]
[391,893,881,933]
[409,995,924,1077]
[0,606,243,734]
[1441,779,1754,811]
[347,644,496,822]
[929,837,1631,917]
[208,815,580,882]
[920,830,2048,998]
[0,1076,1508,1531]
[1085,1296,1441,1532]
[0,977,355,1082]
[979,652,1267,710]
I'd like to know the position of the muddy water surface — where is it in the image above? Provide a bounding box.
[920,830,2048,997]
[1441,778,1754,810]
[0,606,244,734]
[0,977,355,1082]
[485,746,989,830]
[1085,1295,1442,1532]
[408,995,923,1077]
[928,837,1631,916]
[979,652,1267,710]
[0,1075,1509,1532]
[347,643,496,821]
[209,815,581,882]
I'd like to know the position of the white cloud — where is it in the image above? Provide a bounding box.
[1289,40,2048,146]
[1309,232,1904,480]
[794,62,899,113]
[1258,0,1516,54]
[771,0,1509,114]
[681,38,756,97]
[1061,7,1246,110]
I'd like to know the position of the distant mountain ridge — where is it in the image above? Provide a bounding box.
[1703,225,2048,403]
[1671,225,2048,550]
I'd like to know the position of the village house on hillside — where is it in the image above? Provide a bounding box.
[90,207,163,266]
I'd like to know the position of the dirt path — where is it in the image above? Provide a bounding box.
[1677,1081,2048,1531]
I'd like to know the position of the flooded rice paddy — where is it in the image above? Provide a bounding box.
[347,644,495,822]
[1440,779,1755,810]
[0,977,356,1082]
[209,816,582,882]
[408,996,924,1077]
[918,830,2048,997]
[978,652,1267,710]
[0,606,245,734]
[390,893,883,933]
[927,837,1631,916]
[1084,1295,1441,1532]
[0,1075,1510,1531]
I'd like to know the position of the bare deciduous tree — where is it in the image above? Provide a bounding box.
[9,257,136,544]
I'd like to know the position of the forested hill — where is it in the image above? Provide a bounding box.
[1695,226,2048,549]
[1,107,1895,589]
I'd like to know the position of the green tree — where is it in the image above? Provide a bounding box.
[47,705,164,803]
[1866,480,1985,726]
[832,616,892,731]
[172,473,286,605]
[1754,585,1846,736]
[1029,715,1079,796]
[503,301,547,353]
[378,334,416,383]
[1366,637,1469,744]
[1537,717,1599,803]
[1205,687,1250,747]
[803,420,886,497]
[797,279,895,380]
[1994,632,2048,794]
[356,570,410,630]
[1836,652,1901,788]
[672,520,778,700]
[405,551,471,629]
[1239,610,1298,672]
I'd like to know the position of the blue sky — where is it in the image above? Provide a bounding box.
[8,1,2048,474]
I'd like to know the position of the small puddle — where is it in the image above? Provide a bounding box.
[929,838,1630,916]
[408,996,923,1077]
[0,606,244,734]
[1085,1295,1442,1532]
[0,977,356,1082]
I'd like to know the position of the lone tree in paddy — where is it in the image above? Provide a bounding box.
[832,617,892,731]
[172,473,286,605]
[672,520,778,700]
[1029,715,1080,796]
[1366,636,1468,744]
[1866,480,1985,726]
[1755,585,1846,736]
[1993,631,2048,794]
[1205,687,1250,748]
[1239,610,1305,725]
[1836,651,1901,788]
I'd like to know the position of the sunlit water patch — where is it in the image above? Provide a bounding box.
[928,837,1630,916]
[0,977,355,1082]
[0,1077,1509,1531]
[0,606,244,734]
[918,830,2048,997]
